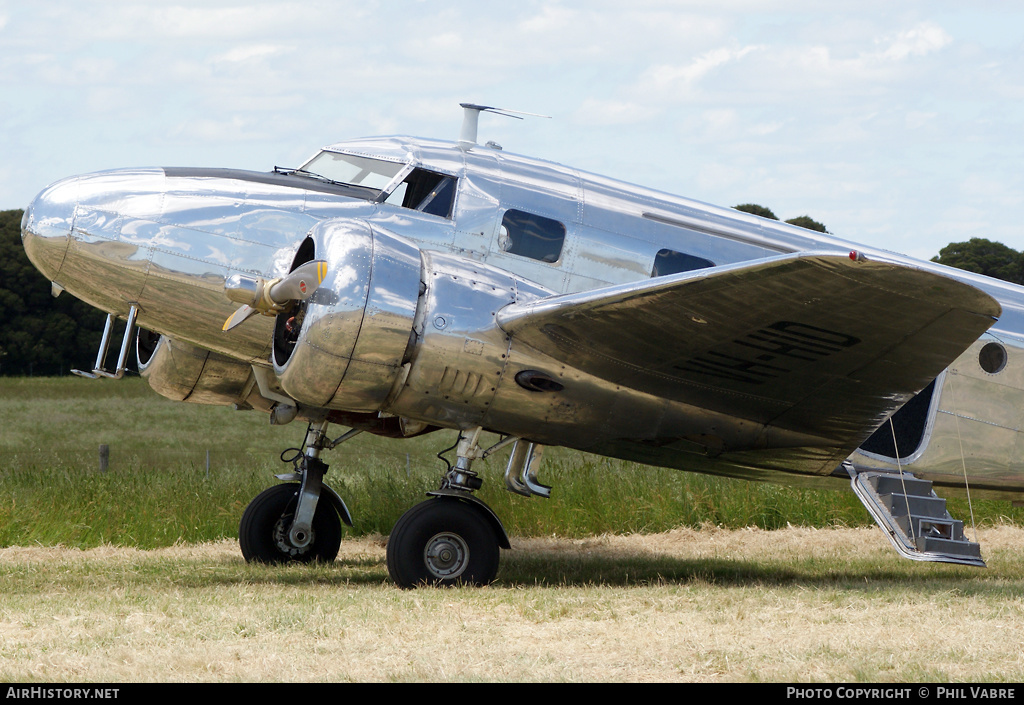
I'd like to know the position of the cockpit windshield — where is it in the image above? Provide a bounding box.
[298,151,405,191]
[289,150,457,219]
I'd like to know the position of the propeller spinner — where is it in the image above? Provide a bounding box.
[222,260,328,331]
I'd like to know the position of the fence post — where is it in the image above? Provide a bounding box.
[99,444,109,472]
[206,449,210,477]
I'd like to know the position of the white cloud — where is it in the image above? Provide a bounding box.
[171,115,274,143]
[641,45,761,93]
[700,108,739,137]
[749,121,785,137]
[517,4,577,33]
[905,111,938,130]
[417,32,463,52]
[574,100,654,127]
[33,55,119,86]
[84,3,317,40]
[212,45,290,64]
[877,22,952,61]
[960,173,1024,209]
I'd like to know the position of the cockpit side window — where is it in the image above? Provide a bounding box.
[297,150,456,218]
[651,248,715,277]
[385,168,456,218]
[498,209,565,263]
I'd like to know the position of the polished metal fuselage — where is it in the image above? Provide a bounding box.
[21,135,1024,498]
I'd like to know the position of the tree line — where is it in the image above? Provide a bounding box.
[0,210,108,375]
[1,207,1021,376]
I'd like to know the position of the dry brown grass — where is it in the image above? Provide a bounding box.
[2,525,1023,682]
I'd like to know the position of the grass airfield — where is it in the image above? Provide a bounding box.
[3,528,1024,682]
[2,377,1024,682]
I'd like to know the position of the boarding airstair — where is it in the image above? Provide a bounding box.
[845,463,985,567]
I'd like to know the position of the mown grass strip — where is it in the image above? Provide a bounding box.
[2,529,1024,682]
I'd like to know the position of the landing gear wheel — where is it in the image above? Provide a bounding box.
[387,498,500,588]
[239,483,342,564]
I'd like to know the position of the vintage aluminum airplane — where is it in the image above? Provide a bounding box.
[20,104,1024,586]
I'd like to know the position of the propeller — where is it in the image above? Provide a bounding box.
[222,260,328,332]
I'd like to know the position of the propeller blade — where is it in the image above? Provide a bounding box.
[222,304,259,332]
[268,260,328,305]
[221,261,327,333]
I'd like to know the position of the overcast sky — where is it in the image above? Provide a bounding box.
[1,1,1021,260]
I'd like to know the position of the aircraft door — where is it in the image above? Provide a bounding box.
[452,151,502,260]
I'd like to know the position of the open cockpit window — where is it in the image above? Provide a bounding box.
[498,209,565,263]
[291,151,457,218]
[651,248,715,277]
[384,168,457,218]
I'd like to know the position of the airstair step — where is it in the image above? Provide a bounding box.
[916,535,983,559]
[846,464,984,567]
[881,492,950,520]
[872,474,934,497]
[896,515,968,543]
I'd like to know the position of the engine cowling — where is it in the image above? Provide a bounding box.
[272,219,422,411]
[137,329,271,410]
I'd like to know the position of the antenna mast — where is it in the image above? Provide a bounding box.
[458,103,550,151]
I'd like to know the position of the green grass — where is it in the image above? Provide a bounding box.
[2,376,1023,549]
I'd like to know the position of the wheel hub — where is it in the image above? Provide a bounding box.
[273,515,314,557]
[423,532,470,579]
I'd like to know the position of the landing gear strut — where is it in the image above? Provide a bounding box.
[239,420,355,564]
[386,428,512,588]
[239,483,342,563]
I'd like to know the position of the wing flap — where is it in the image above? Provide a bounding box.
[498,252,1000,445]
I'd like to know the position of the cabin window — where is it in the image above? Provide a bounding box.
[498,209,565,263]
[651,248,715,277]
[979,342,1007,374]
[385,169,456,218]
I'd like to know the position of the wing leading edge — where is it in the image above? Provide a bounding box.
[497,251,1000,452]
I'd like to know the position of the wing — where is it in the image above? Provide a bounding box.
[497,251,1000,448]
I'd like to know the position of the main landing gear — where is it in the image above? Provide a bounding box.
[387,496,502,587]
[239,424,549,588]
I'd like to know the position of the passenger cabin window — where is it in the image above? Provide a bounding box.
[651,249,715,277]
[498,209,565,263]
[385,169,456,218]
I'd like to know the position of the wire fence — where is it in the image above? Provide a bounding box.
[3,445,425,476]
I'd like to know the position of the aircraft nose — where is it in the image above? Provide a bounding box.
[21,175,79,282]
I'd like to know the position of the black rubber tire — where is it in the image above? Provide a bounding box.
[239,483,342,564]
[386,498,500,588]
